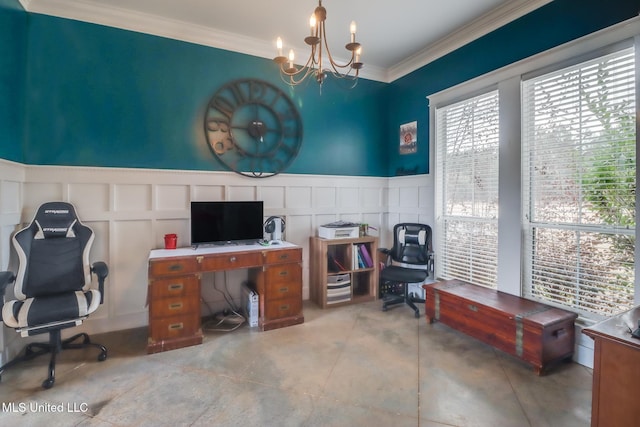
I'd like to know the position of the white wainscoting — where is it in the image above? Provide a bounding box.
[0,160,429,350]
[0,160,24,272]
[0,160,26,363]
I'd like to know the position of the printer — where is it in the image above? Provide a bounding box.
[318,221,360,239]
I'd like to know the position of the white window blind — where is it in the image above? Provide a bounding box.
[436,90,499,288]
[522,47,636,318]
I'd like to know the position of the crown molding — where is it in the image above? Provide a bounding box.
[387,0,553,82]
[19,0,551,84]
[21,0,270,57]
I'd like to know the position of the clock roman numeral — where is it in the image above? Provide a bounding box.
[211,137,234,155]
[206,118,230,132]
[228,83,247,107]
[249,80,267,102]
[210,97,235,121]
[277,109,299,123]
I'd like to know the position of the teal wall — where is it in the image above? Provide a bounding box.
[386,0,640,176]
[2,0,639,176]
[0,0,26,163]
[23,15,388,176]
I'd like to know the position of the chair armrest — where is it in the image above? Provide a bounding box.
[91,262,109,304]
[378,248,391,267]
[0,271,16,297]
[428,251,435,273]
[0,272,14,317]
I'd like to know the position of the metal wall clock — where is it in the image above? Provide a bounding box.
[204,79,303,178]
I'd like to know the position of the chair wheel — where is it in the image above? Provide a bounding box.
[414,311,420,318]
[42,378,55,389]
[98,352,107,362]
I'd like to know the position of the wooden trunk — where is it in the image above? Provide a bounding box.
[424,280,577,375]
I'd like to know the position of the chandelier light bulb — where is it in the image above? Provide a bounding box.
[310,14,317,35]
[288,49,295,66]
[350,21,357,43]
[276,37,283,56]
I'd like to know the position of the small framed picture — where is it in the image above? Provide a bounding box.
[400,121,417,154]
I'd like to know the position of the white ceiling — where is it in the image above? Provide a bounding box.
[19,0,551,82]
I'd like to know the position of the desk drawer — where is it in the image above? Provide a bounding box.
[149,313,200,341]
[264,248,302,264]
[265,263,302,286]
[149,258,199,276]
[264,297,302,321]
[264,263,302,299]
[200,252,263,271]
[150,295,200,319]
[148,275,199,299]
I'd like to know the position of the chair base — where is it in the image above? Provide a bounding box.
[0,330,107,389]
[382,283,425,318]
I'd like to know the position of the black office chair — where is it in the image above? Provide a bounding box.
[0,202,108,389]
[380,223,433,318]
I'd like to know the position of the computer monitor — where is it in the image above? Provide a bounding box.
[190,201,263,246]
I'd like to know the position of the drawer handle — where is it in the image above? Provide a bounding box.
[229,256,237,262]
[553,328,566,338]
[279,254,289,260]
[279,304,290,311]
[168,283,184,291]
[468,304,478,312]
[168,322,184,330]
[279,271,289,277]
[168,264,183,271]
[169,302,183,310]
[279,286,289,293]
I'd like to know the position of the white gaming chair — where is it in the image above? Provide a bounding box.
[0,202,108,388]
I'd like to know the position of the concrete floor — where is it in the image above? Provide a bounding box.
[0,300,593,426]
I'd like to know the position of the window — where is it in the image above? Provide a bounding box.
[522,47,636,318]
[435,90,500,288]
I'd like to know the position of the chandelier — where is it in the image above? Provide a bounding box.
[273,0,363,89]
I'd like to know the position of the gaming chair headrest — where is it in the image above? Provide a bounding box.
[33,202,79,239]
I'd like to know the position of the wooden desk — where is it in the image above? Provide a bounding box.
[583,306,640,427]
[147,242,303,353]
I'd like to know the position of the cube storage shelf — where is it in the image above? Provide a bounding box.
[310,236,378,308]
